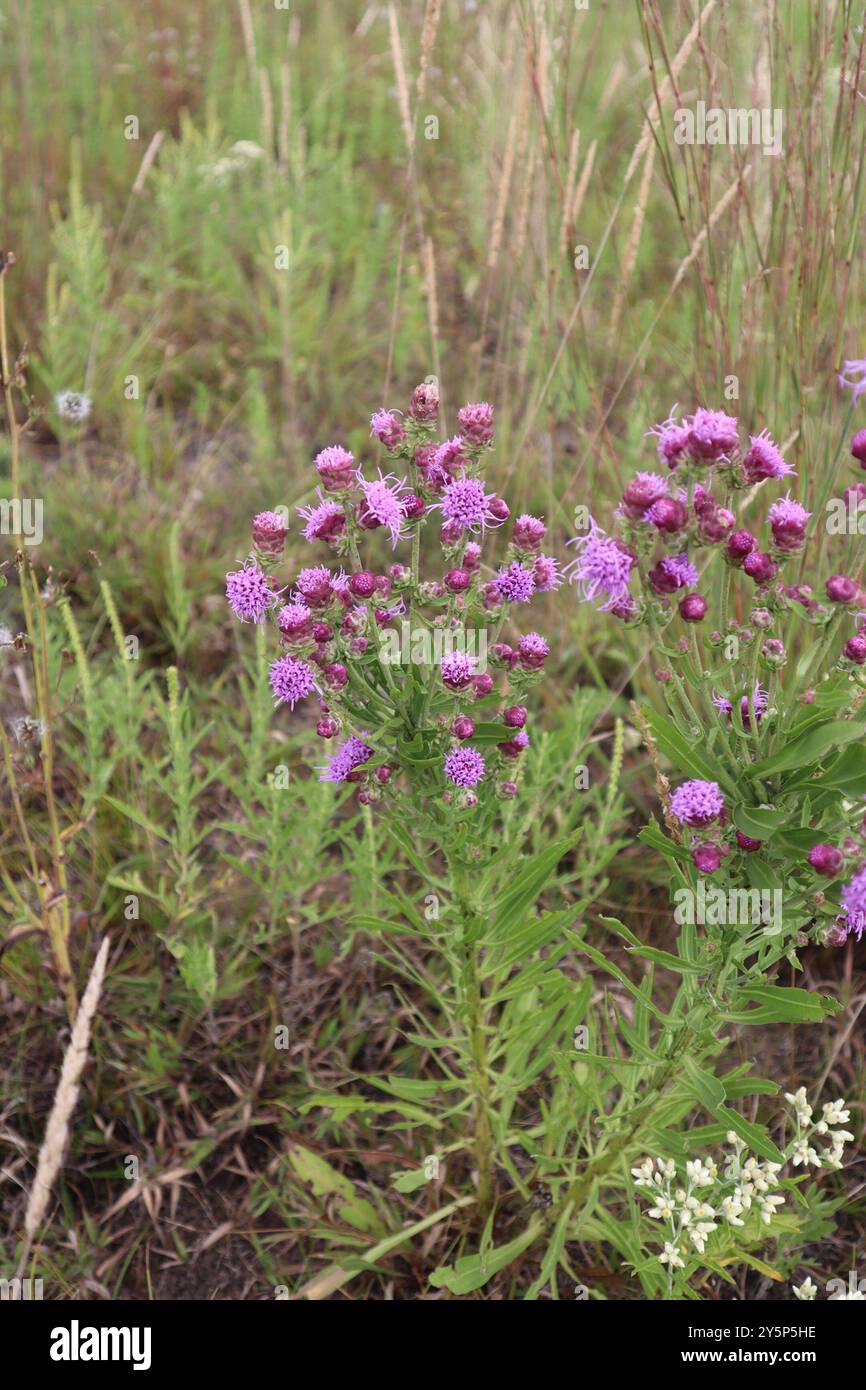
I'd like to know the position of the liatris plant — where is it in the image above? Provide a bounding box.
[225,383,587,1224]
[570,404,866,952]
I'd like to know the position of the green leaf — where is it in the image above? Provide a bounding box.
[637,705,722,782]
[625,945,704,975]
[751,721,866,779]
[728,984,840,1024]
[101,794,167,841]
[683,1058,727,1111]
[484,907,577,973]
[809,742,866,795]
[429,1225,539,1294]
[713,1108,785,1165]
[732,804,789,841]
[178,933,216,1005]
[490,826,583,941]
[391,1167,432,1194]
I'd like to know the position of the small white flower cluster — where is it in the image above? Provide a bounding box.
[55,390,92,424]
[784,1088,853,1171]
[632,1135,784,1273]
[633,1090,853,1280]
[202,140,265,185]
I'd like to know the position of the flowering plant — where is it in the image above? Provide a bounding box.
[224,393,857,1299]
[225,383,620,1234]
[633,1090,853,1297]
[570,405,866,952]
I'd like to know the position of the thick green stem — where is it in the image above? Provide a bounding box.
[450,855,495,1216]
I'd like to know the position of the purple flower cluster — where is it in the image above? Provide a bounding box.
[225,381,556,811]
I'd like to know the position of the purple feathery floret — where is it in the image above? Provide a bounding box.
[269,655,319,708]
[686,408,739,461]
[370,409,406,450]
[441,650,476,689]
[838,867,866,941]
[437,476,501,534]
[444,745,486,787]
[456,402,494,447]
[660,553,699,588]
[226,563,279,623]
[315,444,356,491]
[297,489,345,544]
[669,779,725,827]
[433,436,470,480]
[319,735,374,784]
[492,561,536,604]
[357,468,411,547]
[646,408,690,469]
[712,682,769,727]
[768,494,811,528]
[742,430,794,483]
[532,553,563,592]
[564,519,633,611]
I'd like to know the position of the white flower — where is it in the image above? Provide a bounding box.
[792,1139,821,1167]
[648,1195,676,1221]
[686,1158,715,1187]
[688,1221,718,1255]
[631,1157,655,1185]
[659,1242,685,1269]
[655,1157,676,1180]
[721,1195,745,1227]
[822,1100,850,1126]
[55,390,92,424]
[759,1194,785,1225]
[793,1277,817,1301]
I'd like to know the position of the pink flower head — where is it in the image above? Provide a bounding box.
[278,602,312,640]
[532,553,564,592]
[686,407,739,462]
[457,401,494,447]
[315,445,356,491]
[649,553,698,593]
[647,408,691,470]
[319,735,374,783]
[370,409,406,450]
[295,566,333,606]
[669,779,724,827]
[564,520,634,611]
[444,745,486,787]
[518,631,549,669]
[437,476,502,534]
[499,730,530,758]
[409,380,440,422]
[356,468,411,547]
[840,864,866,927]
[492,562,536,604]
[513,513,547,549]
[432,436,470,480]
[622,472,670,516]
[712,682,768,729]
[768,493,811,550]
[252,510,288,555]
[269,654,319,708]
[297,490,345,544]
[226,563,279,624]
[742,430,794,483]
[838,358,866,404]
[441,650,476,690]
